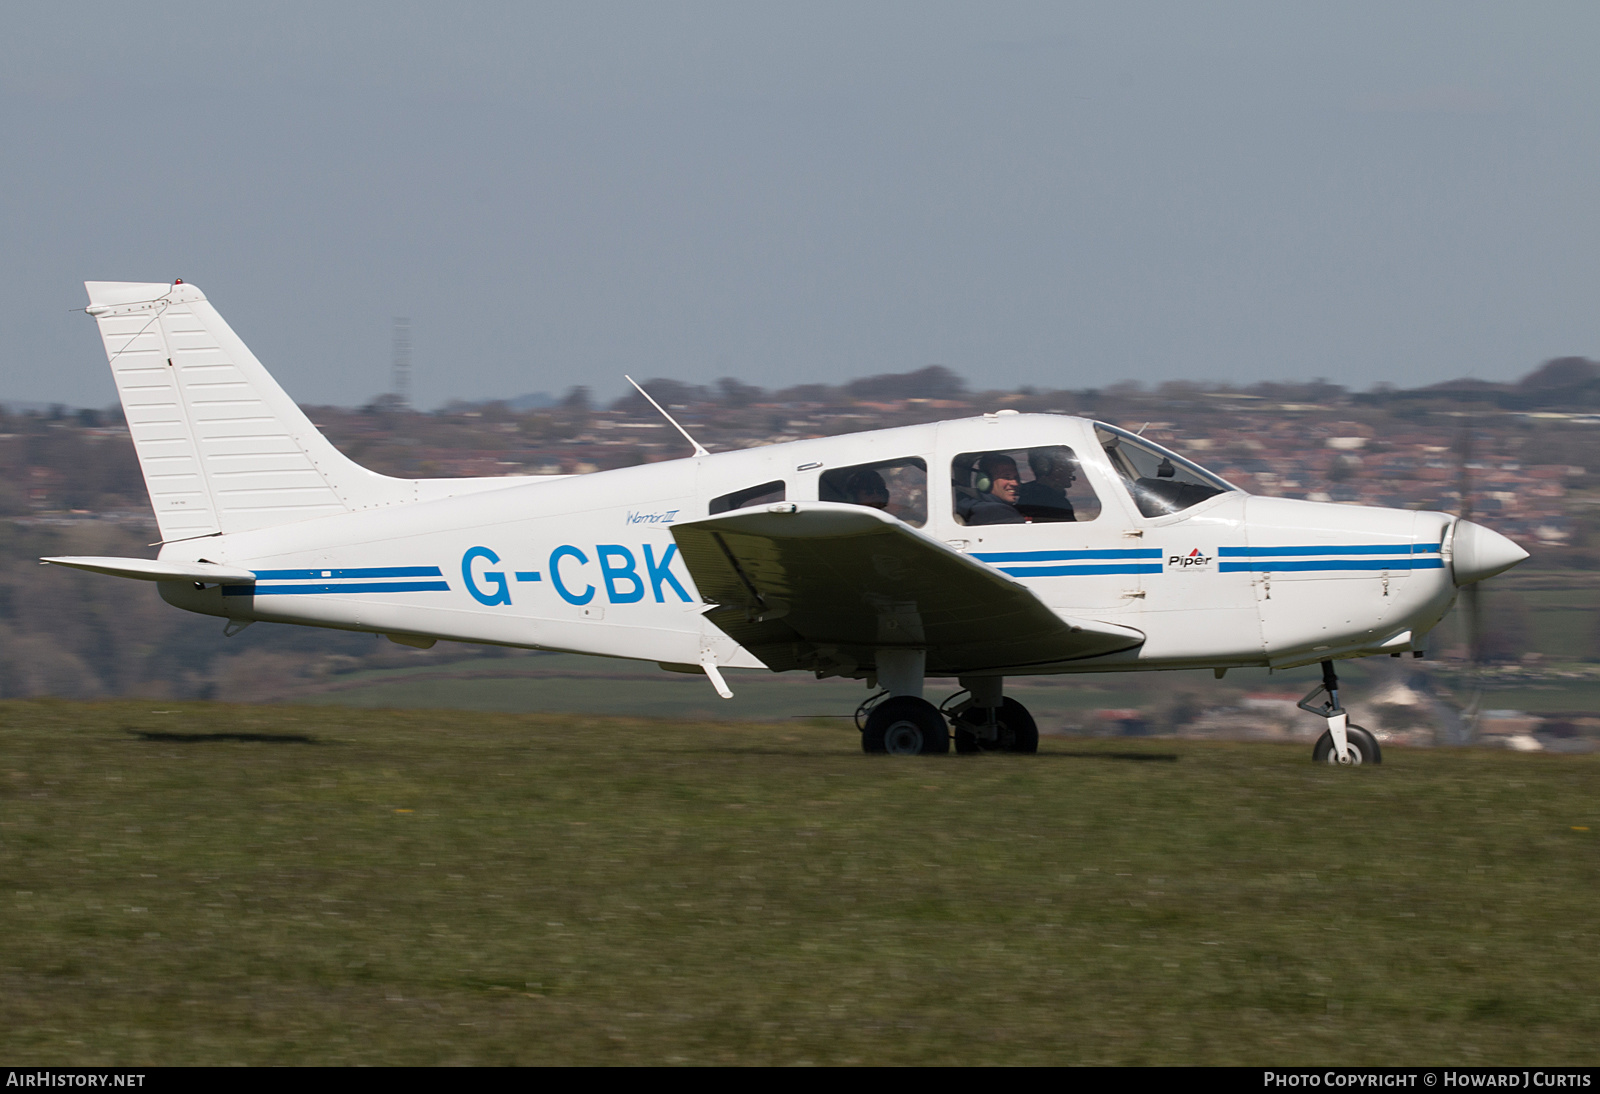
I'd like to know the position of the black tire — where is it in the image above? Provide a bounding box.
[998,697,1039,754]
[952,698,1038,754]
[862,696,949,756]
[1312,724,1381,765]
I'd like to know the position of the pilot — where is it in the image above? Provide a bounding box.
[843,468,890,510]
[959,453,1026,525]
[1016,448,1078,522]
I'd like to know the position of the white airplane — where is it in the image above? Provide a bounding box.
[47,281,1529,763]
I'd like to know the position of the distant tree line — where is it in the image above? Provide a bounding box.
[1354,357,1600,411]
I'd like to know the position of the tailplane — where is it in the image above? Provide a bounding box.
[87,281,417,541]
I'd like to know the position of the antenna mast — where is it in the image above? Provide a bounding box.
[625,376,710,457]
[392,317,412,409]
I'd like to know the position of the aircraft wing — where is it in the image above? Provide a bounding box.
[671,502,1144,676]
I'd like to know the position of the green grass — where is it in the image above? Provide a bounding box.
[2,700,1597,1065]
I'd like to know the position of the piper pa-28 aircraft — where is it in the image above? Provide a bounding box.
[48,281,1530,764]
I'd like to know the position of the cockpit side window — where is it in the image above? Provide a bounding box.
[819,457,927,526]
[950,446,1100,526]
[1094,424,1234,518]
[709,480,786,515]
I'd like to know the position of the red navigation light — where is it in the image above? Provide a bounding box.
[174,279,183,285]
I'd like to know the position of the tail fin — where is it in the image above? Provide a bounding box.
[86,281,413,541]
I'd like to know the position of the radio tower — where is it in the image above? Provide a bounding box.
[391,317,412,410]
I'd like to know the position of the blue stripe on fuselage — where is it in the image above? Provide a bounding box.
[1218,559,1444,573]
[250,566,445,580]
[1218,544,1440,557]
[222,580,452,597]
[973,548,1163,563]
[996,563,1164,577]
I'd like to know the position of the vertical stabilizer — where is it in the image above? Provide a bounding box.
[85,281,413,541]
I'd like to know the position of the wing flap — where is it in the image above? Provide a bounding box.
[671,503,1143,676]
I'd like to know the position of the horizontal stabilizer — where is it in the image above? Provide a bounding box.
[40,556,256,583]
[671,502,1144,676]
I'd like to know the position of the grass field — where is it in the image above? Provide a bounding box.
[2,700,1597,1065]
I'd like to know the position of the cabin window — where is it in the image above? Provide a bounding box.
[709,480,786,515]
[1095,424,1233,518]
[819,458,928,527]
[950,446,1101,526]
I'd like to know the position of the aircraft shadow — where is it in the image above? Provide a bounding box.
[125,729,319,745]
[1043,751,1180,762]
[660,747,1179,762]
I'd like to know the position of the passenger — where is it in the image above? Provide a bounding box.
[843,468,890,510]
[1016,449,1078,522]
[959,453,1026,525]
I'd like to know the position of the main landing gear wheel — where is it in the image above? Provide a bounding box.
[862,696,950,756]
[952,697,1039,754]
[1313,724,1381,765]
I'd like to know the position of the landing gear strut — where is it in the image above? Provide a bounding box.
[858,650,950,756]
[1300,660,1381,765]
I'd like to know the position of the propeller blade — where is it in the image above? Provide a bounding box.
[1461,580,1484,744]
[1452,425,1484,745]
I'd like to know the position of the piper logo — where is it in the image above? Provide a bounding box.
[1167,548,1215,572]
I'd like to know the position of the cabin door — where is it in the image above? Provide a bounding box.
[933,434,1147,616]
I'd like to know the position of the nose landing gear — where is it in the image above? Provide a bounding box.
[1300,660,1382,765]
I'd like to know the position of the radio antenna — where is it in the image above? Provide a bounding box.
[625,375,710,457]
[392,317,412,409]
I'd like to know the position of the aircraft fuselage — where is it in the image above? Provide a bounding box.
[155,414,1465,677]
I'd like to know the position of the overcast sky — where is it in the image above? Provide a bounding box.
[4,2,1599,409]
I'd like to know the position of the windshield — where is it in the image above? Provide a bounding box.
[1094,423,1239,518]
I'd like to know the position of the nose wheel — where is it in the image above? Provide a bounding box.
[1313,724,1381,764]
[1300,660,1382,765]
